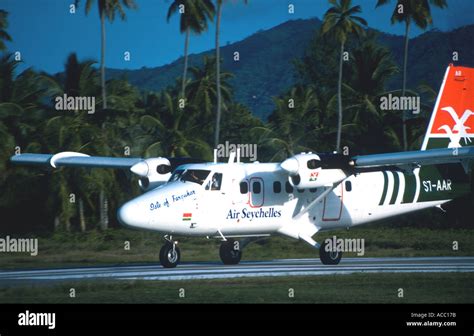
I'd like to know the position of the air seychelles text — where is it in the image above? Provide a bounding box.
[226,207,281,220]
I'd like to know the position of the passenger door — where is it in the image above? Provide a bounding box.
[322,184,343,221]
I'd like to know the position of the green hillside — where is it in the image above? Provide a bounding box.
[107,19,474,119]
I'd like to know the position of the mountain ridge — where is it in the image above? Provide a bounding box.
[107,18,474,119]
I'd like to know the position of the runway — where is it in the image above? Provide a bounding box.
[0,257,473,284]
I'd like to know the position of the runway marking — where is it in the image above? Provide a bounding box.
[0,257,473,283]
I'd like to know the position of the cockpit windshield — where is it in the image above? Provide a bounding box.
[180,169,211,185]
[169,169,184,182]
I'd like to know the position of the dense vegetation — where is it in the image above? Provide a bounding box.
[0,1,473,234]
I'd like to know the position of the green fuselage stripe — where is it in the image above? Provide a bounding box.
[389,172,399,205]
[402,173,417,203]
[379,171,389,205]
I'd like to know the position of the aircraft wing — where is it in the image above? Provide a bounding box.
[10,153,142,169]
[351,146,474,169]
[10,152,205,169]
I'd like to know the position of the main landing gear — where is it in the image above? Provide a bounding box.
[219,239,242,265]
[319,239,342,265]
[159,236,181,268]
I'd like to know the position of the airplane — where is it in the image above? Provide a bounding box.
[10,64,474,268]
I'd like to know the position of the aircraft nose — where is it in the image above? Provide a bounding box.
[117,201,143,228]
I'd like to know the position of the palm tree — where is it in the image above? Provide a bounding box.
[41,53,101,98]
[187,56,233,124]
[375,0,447,150]
[346,34,399,98]
[167,0,215,99]
[0,53,19,105]
[0,10,12,51]
[0,54,48,146]
[75,0,137,110]
[43,111,99,231]
[0,56,47,212]
[343,36,400,153]
[254,86,324,161]
[214,0,247,148]
[39,53,102,231]
[41,53,128,231]
[140,91,212,159]
[321,0,367,153]
[220,102,262,148]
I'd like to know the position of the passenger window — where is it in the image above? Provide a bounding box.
[273,181,281,193]
[285,181,293,193]
[253,181,261,194]
[240,181,248,194]
[345,181,352,192]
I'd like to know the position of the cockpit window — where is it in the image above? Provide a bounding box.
[180,169,211,185]
[205,173,223,191]
[169,169,184,182]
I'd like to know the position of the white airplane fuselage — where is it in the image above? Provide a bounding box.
[117,161,450,240]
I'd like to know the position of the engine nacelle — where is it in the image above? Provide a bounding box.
[281,153,349,189]
[130,158,172,192]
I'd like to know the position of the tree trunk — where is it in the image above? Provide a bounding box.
[214,2,223,149]
[100,10,107,109]
[79,198,86,232]
[54,216,60,231]
[402,20,410,151]
[181,28,190,99]
[336,41,344,153]
[99,190,109,230]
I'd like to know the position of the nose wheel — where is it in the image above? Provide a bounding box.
[160,240,181,268]
[219,239,242,265]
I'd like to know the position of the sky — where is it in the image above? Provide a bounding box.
[2,0,474,74]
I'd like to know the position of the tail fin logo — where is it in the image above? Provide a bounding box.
[437,107,474,148]
[421,65,474,150]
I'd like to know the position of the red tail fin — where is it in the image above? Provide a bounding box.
[421,64,474,150]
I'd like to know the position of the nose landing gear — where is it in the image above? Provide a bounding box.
[160,236,181,268]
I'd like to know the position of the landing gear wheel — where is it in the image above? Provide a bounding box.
[160,242,181,268]
[319,240,342,265]
[219,239,242,265]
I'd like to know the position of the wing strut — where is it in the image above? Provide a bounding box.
[293,180,344,220]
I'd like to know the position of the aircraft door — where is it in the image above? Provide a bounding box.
[195,172,228,228]
[322,184,343,221]
[232,179,249,205]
